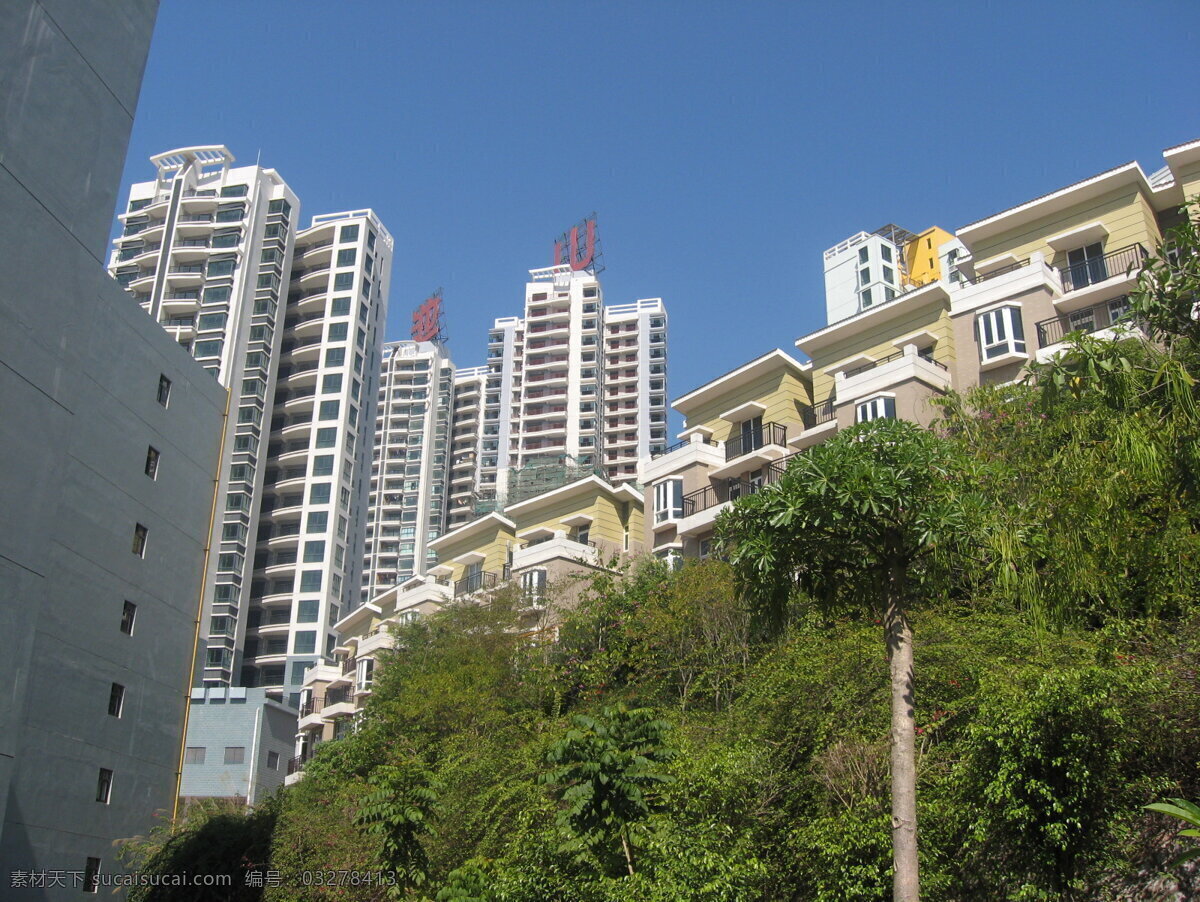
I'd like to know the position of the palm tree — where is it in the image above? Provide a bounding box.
[717,418,983,902]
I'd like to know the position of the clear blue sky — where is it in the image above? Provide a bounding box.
[117,0,1200,416]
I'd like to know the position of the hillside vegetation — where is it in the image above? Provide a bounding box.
[121,215,1200,900]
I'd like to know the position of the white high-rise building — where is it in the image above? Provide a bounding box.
[109,147,392,707]
[447,365,488,528]
[473,263,668,511]
[361,340,455,600]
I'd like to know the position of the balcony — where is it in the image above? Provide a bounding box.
[1035,297,1141,358]
[1057,244,1146,294]
[512,534,600,571]
[834,346,952,407]
[454,570,499,598]
[723,422,786,462]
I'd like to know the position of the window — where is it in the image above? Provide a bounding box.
[1068,307,1096,333]
[316,427,337,448]
[356,657,375,691]
[223,746,245,765]
[882,266,894,284]
[82,857,102,893]
[322,373,343,394]
[120,601,136,635]
[319,400,340,421]
[340,223,360,243]
[858,247,869,264]
[325,348,346,367]
[293,631,317,654]
[1064,242,1107,289]
[337,248,357,267]
[107,683,124,717]
[334,272,353,291]
[654,479,683,523]
[330,296,351,316]
[197,312,226,331]
[132,524,148,557]
[307,512,328,533]
[312,455,334,476]
[303,540,325,563]
[206,259,235,277]
[977,306,1027,360]
[859,288,873,309]
[298,599,319,622]
[144,446,160,479]
[521,568,547,599]
[257,272,279,290]
[310,483,331,504]
[300,571,322,592]
[328,322,349,342]
[96,768,113,803]
[881,244,893,263]
[856,396,896,423]
[220,184,248,197]
[1109,295,1131,322]
[193,339,222,359]
[157,374,171,407]
[184,746,205,764]
[267,751,280,770]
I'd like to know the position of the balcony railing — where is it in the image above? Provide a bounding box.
[1035,296,1134,348]
[1057,244,1146,293]
[651,436,712,460]
[801,398,837,430]
[681,451,803,517]
[841,350,946,380]
[724,422,787,461]
[454,570,499,597]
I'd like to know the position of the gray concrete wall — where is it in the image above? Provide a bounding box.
[0,1,231,895]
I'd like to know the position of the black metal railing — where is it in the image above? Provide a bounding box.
[801,399,837,430]
[651,436,711,460]
[1035,296,1134,348]
[724,422,787,461]
[1057,244,1146,293]
[681,451,805,517]
[454,570,499,597]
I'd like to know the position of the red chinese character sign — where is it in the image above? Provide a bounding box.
[552,215,604,275]
[411,291,444,342]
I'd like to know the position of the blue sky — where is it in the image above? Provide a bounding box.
[117,0,1200,411]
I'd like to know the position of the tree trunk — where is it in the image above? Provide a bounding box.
[885,568,920,902]
[620,830,636,876]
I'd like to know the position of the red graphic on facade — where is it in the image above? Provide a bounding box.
[411,293,442,342]
[553,217,597,271]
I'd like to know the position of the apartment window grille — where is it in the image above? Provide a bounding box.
[856,396,896,423]
[977,305,1027,360]
[120,601,136,635]
[108,683,124,717]
[96,768,113,803]
[132,524,148,557]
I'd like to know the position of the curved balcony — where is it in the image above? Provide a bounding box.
[279,419,314,441]
[282,392,316,415]
[254,621,292,637]
[179,193,219,211]
[129,270,156,290]
[293,240,334,267]
[259,590,295,606]
[159,296,199,317]
[292,265,332,288]
[281,338,323,363]
[170,241,210,261]
[266,530,302,549]
[288,316,326,340]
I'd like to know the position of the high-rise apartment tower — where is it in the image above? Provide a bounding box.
[110,148,392,705]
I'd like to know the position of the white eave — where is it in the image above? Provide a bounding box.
[795,281,950,356]
[956,162,1153,245]
[428,512,517,553]
[673,349,807,415]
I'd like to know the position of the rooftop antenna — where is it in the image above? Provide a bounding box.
[255,148,261,167]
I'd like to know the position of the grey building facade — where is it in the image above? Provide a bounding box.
[179,689,295,805]
[1,0,226,894]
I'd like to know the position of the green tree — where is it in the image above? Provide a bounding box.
[117,797,278,902]
[541,705,676,877]
[717,419,983,902]
[354,758,443,894]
